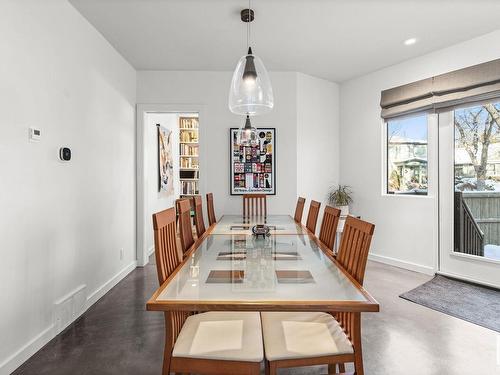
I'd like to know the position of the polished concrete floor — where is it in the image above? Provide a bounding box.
[13,259,500,375]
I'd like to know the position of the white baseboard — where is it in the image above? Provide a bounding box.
[0,261,137,375]
[86,260,137,307]
[0,324,54,375]
[368,253,435,275]
[138,246,154,267]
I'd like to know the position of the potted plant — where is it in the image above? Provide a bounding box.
[327,185,353,216]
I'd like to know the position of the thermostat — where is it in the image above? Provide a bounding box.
[29,127,41,141]
[59,147,71,161]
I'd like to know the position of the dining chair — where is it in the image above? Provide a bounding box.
[243,193,267,219]
[305,200,321,233]
[152,207,183,284]
[152,208,264,375]
[177,198,194,256]
[206,192,217,226]
[336,215,375,285]
[261,216,375,375]
[294,196,306,223]
[318,206,341,252]
[193,195,206,237]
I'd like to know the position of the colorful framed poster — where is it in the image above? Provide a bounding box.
[230,127,276,195]
[158,124,174,196]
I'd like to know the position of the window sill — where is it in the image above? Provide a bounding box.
[381,193,435,199]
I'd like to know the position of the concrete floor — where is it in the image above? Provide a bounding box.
[12,260,500,375]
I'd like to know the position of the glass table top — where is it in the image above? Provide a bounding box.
[211,215,307,235]
[157,234,368,303]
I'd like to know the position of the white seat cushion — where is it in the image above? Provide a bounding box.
[172,311,263,362]
[261,312,353,361]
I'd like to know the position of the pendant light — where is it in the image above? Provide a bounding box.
[229,4,274,116]
[236,115,258,147]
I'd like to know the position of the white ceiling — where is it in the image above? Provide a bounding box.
[69,0,500,82]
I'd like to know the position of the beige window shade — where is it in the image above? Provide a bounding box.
[380,59,500,119]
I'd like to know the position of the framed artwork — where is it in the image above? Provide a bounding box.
[230,127,276,195]
[157,124,174,196]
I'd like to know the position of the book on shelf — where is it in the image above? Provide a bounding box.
[180,180,199,195]
[180,157,199,169]
[180,143,199,156]
[179,117,199,129]
[180,170,199,179]
[180,130,198,143]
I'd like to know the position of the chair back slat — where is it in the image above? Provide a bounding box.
[193,195,206,237]
[153,208,191,352]
[206,192,217,225]
[152,207,182,286]
[306,200,321,233]
[177,198,194,255]
[243,194,267,219]
[336,216,375,285]
[319,206,341,251]
[294,197,306,223]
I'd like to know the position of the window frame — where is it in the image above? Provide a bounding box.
[382,112,436,198]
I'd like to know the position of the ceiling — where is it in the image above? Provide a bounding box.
[69,0,500,82]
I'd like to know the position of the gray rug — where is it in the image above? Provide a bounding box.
[400,275,500,332]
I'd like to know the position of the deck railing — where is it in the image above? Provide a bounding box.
[454,191,484,256]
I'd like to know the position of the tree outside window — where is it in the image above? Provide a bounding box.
[454,103,500,191]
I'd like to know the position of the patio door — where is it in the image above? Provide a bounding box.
[438,107,500,288]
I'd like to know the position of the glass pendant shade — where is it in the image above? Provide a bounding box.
[229,48,274,116]
[236,115,258,146]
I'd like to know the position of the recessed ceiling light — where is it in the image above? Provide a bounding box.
[404,38,417,46]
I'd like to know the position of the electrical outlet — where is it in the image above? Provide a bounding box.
[120,248,124,260]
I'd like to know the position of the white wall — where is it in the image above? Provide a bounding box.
[137,71,340,221]
[297,73,340,225]
[137,71,300,216]
[143,113,181,255]
[0,1,136,373]
[339,30,500,274]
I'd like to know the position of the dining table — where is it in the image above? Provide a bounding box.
[147,214,379,313]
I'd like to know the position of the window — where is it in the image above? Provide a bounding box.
[387,114,428,195]
[454,102,500,192]
[453,102,500,258]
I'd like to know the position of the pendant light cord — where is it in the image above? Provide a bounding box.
[246,0,251,50]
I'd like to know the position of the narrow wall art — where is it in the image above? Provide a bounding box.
[230,127,276,195]
[157,124,174,196]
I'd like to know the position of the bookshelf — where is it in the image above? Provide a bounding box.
[179,116,199,197]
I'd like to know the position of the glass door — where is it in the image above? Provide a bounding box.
[439,104,500,288]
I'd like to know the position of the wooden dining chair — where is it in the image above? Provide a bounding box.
[177,198,194,256]
[336,215,375,285]
[152,208,264,375]
[152,207,183,285]
[294,197,306,223]
[206,192,217,226]
[318,206,341,252]
[243,194,267,218]
[261,216,376,375]
[305,200,321,233]
[193,195,206,237]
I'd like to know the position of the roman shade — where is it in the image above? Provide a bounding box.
[381,59,500,119]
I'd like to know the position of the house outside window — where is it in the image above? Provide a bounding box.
[387,114,428,195]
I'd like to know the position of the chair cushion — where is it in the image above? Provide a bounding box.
[172,311,263,362]
[261,312,353,361]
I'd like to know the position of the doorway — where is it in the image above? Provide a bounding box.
[136,104,205,266]
[438,104,500,288]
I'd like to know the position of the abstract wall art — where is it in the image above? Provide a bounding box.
[158,124,174,196]
[230,127,276,195]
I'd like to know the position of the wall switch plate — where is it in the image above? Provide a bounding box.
[29,127,41,141]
